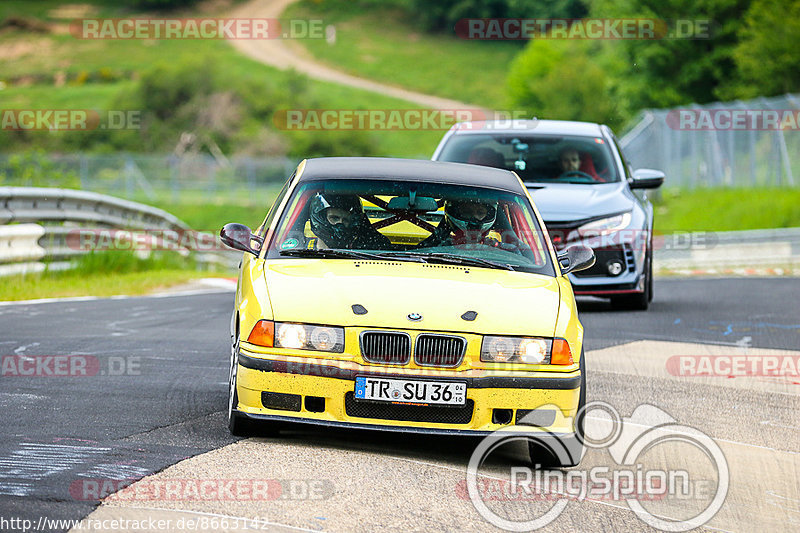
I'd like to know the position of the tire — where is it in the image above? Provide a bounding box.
[529,351,586,468]
[228,334,282,437]
[228,337,256,436]
[610,249,651,311]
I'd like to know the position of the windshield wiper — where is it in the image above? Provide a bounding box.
[383,251,515,271]
[280,248,385,260]
[280,248,426,263]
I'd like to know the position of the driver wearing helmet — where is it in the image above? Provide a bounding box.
[308,193,391,250]
[418,198,501,248]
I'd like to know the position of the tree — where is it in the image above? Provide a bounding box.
[408,0,588,32]
[506,38,627,128]
[587,0,751,110]
[722,0,800,98]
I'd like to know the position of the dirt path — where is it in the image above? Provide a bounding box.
[227,0,479,110]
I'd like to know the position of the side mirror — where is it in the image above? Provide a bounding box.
[220,223,261,256]
[557,245,595,274]
[630,168,665,189]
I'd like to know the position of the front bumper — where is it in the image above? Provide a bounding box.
[235,350,582,436]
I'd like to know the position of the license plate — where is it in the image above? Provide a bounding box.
[354,376,466,406]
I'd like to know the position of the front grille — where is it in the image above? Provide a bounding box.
[414,334,466,367]
[344,392,474,424]
[360,331,411,364]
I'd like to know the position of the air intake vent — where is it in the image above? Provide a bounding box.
[414,334,466,367]
[344,392,474,424]
[360,331,411,364]
[624,246,636,272]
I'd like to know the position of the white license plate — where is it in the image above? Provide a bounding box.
[354,376,466,406]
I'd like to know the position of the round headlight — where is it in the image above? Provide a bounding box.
[519,339,547,364]
[276,323,306,349]
[310,326,338,351]
[490,337,516,362]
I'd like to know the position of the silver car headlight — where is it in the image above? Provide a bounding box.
[577,212,632,237]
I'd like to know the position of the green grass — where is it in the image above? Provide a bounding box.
[0,3,444,158]
[654,188,800,233]
[0,249,229,301]
[0,269,225,301]
[283,1,522,109]
[152,199,274,232]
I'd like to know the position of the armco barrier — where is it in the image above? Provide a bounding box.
[0,187,239,276]
[654,227,800,271]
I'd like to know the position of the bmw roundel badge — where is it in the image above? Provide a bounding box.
[407,313,423,322]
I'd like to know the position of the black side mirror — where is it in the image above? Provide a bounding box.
[630,168,665,189]
[557,245,595,274]
[220,223,261,256]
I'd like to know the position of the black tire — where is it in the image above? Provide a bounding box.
[227,337,257,436]
[528,351,586,468]
[610,249,651,310]
[228,334,282,438]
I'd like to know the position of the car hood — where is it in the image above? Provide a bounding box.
[528,182,633,222]
[263,260,560,336]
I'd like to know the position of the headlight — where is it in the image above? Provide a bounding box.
[481,336,573,365]
[577,212,632,237]
[248,320,344,353]
[481,336,550,364]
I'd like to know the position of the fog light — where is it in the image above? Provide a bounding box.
[607,261,624,275]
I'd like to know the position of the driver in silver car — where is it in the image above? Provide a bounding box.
[559,147,582,174]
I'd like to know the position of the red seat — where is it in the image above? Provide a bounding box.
[579,152,606,182]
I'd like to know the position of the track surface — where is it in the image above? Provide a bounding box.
[0,279,798,531]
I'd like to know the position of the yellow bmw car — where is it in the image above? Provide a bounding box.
[220,157,595,466]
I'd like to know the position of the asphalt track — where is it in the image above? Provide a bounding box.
[0,278,798,532]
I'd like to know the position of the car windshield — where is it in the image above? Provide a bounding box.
[437,133,621,184]
[266,178,555,276]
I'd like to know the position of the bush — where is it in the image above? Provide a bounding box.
[506,38,627,129]
[408,0,588,32]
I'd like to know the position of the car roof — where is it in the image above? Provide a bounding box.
[449,119,605,137]
[298,157,526,194]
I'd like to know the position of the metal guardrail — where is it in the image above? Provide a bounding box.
[654,227,800,271]
[0,187,238,275]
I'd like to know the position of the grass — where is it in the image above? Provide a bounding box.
[0,3,444,158]
[151,199,274,232]
[653,188,800,233]
[0,269,225,301]
[283,1,522,109]
[0,249,230,302]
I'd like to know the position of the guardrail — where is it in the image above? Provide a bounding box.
[0,187,239,276]
[654,227,800,272]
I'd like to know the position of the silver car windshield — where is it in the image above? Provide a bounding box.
[437,134,621,184]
